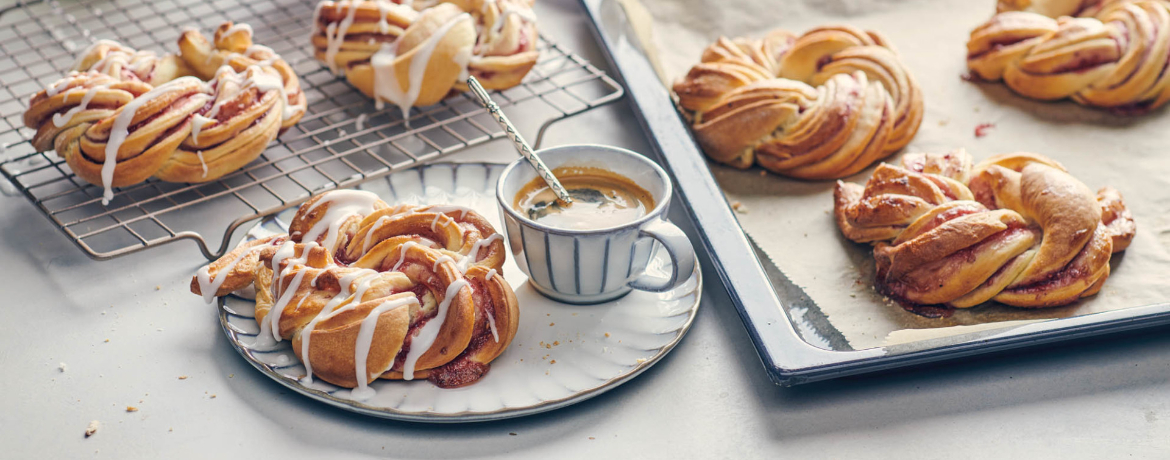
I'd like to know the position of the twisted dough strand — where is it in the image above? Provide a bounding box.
[22,23,307,204]
[310,0,538,115]
[834,150,1135,313]
[673,25,924,180]
[191,191,517,390]
[968,0,1170,112]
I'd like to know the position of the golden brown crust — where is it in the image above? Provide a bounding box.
[189,235,287,298]
[24,22,307,191]
[311,0,538,108]
[673,24,923,179]
[191,190,520,389]
[834,150,1135,311]
[969,0,1170,112]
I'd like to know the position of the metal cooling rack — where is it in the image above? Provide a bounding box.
[0,0,623,261]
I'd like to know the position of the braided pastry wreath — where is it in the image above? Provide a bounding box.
[191,190,518,392]
[672,25,924,180]
[834,150,1136,317]
[311,0,538,115]
[22,23,307,205]
[968,0,1170,113]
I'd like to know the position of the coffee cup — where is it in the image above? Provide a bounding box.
[496,144,696,304]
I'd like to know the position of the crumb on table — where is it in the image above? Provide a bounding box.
[125,406,138,413]
[85,421,100,438]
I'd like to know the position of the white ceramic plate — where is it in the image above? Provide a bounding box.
[218,162,702,422]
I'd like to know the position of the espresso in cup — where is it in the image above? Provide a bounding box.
[513,166,656,230]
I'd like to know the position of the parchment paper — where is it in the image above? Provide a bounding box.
[625,0,1170,349]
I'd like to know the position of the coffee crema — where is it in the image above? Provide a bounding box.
[513,166,656,230]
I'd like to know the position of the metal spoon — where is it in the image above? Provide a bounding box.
[466,76,573,205]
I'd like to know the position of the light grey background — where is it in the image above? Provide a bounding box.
[1,1,1168,458]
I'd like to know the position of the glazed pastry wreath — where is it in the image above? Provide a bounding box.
[834,150,1136,316]
[310,0,539,115]
[22,22,307,204]
[673,25,924,180]
[192,190,519,392]
[968,0,1170,113]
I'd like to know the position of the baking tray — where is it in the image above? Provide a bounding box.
[580,0,1170,386]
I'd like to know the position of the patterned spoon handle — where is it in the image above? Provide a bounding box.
[466,76,573,204]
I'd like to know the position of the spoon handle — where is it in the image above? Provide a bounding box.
[466,76,573,204]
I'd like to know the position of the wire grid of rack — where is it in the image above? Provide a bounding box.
[0,0,624,261]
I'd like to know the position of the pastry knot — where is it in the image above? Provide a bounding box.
[834,149,1135,312]
[673,25,924,179]
[22,22,307,203]
[969,0,1170,113]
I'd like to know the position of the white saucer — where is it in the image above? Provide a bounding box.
[218,162,702,422]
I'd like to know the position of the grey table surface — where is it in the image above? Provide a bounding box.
[3,1,1169,458]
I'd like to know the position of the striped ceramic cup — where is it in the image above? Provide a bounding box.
[496,144,696,304]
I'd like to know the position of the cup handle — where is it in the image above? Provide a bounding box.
[627,219,696,293]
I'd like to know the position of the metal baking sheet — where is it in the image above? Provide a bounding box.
[580,0,1170,385]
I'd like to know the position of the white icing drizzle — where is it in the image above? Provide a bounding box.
[196,151,208,178]
[485,304,499,343]
[429,212,446,231]
[472,1,535,61]
[205,65,301,122]
[456,233,502,273]
[245,44,275,57]
[301,190,382,251]
[354,113,367,131]
[480,266,500,342]
[488,5,536,40]
[432,254,455,272]
[195,246,257,304]
[71,39,125,71]
[391,240,425,271]
[375,0,396,33]
[244,66,303,120]
[371,13,473,118]
[253,240,319,346]
[323,0,360,75]
[402,279,468,379]
[222,23,253,38]
[310,2,324,51]
[300,268,381,383]
[51,86,100,127]
[424,204,471,219]
[45,78,69,97]
[361,215,392,253]
[350,295,419,399]
[101,76,203,205]
[190,114,213,144]
[268,269,308,341]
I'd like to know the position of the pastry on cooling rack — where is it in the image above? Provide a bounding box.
[834,149,1136,317]
[672,25,924,180]
[21,22,307,205]
[968,0,1170,113]
[310,0,538,115]
[191,190,519,391]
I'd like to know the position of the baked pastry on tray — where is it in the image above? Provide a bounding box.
[310,0,539,115]
[968,0,1170,113]
[834,150,1136,317]
[23,22,307,205]
[191,190,519,392]
[673,25,924,180]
